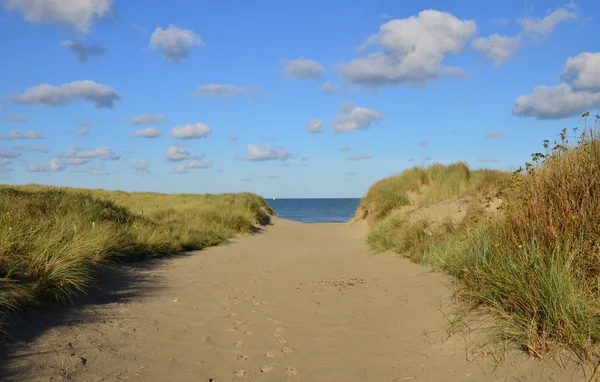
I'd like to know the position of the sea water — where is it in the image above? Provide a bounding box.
[265,198,361,223]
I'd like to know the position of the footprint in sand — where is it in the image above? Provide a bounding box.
[285,367,298,376]
[234,341,244,348]
[265,351,276,358]
[226,313,237,318]
[234,369,246,377]
[234,320,245,326]
[259,365,274,373]
[278,338,288,344]
[236,355,249,361]
[281,347,294,354]
[244,331,253,336]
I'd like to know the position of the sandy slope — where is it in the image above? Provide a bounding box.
[0,218,588,381]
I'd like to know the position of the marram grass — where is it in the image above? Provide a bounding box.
[359,116,600,363]
[0,186,274,329]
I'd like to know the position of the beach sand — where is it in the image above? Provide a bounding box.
[0,217,587,381]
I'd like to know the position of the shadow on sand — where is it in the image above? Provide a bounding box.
[0,224,270,380]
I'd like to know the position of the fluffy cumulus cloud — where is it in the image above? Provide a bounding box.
[170,164,187,174]
[165,145,191,161]
[55,146,119,166]
[347,154,372,161]
[194,84,259,97]
[61,40,106,62]
[246,144,291,161]
[131,159,150,173]
[0,130,43,140]
[283,57,325,80]
[27,158,63,172]
[472,6,577,65]
[513,52,600,119]
[3,0,112,33]
[149,25,204,64]
[7,80,121,108]
[332,102,384,133]
[471,34,522,65]
[188,159,212,169]
[338,10,476,87]
[130,114,166,125]
[134,127,161,138]
[560,52,600,92]
[305,118,323,133]
[171,123,211,139]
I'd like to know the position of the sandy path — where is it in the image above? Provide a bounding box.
[0,218,585,381]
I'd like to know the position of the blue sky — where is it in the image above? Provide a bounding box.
[1,0,599,198]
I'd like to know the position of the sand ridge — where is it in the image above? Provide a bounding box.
[0,217,587,381]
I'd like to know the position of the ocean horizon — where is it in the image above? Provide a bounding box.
[265,198,361,224]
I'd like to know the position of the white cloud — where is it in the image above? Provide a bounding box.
[63,157,91,166]
[519,7,577,39]
[471,34,522,65]
[89,166,108,175]
[27,158,63,172]
[339,10,476,87]
[348,154,372,161]
[3,114,29,122]
[171,122,211,139]
[188,159,212,169]
[149,25,204,64]
[60,145,119,162]
[7,80,121,108]
[134,127,161,138]
[131,159,150,173]
[170,164,187,174]
[246,144,291,161]
[283,57,325,79]
[560,52,600,92]
[165,145,191,161]
[321,81,338,94]
[130,114,166,125]
[0,130,44,140]
[332,102,384,133]
[229,134,239,141]
[473,6,577,66]
[61,40,106,62]
[76,127,90,135]
[484,131,504,138]
[0,158,11,166]
[3,0,112,33]
[30,146,50,153]
[194,84,258,97]
[512,83,600,119]
[340,145,351,151]
[0,149,21,158]
[306,118,323,133]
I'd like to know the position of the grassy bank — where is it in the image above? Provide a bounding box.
[0,185,274,328]
[357,119,600,362]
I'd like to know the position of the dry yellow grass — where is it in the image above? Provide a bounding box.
[0,185,274,329]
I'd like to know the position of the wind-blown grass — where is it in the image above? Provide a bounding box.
[0,186,274,329]
[358,117,600,362]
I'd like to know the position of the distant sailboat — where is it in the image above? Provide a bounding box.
[272,196,276,200]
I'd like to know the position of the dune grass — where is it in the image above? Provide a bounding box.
[0,185,274,329]
[358,118,600,361]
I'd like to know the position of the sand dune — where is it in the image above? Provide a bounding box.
[0,218,586,381]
